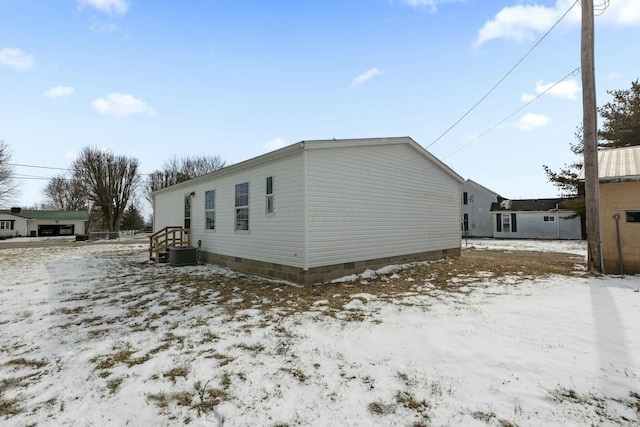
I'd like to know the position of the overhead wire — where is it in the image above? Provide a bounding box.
[442,67,581,160]
[426,0,580,149]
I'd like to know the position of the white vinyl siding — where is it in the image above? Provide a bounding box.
[153,152,305,268]
[153,138,464,273]
[304,143,461,268]
[493,211,581,239]
[460,180,500,237]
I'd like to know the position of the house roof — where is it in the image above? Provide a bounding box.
[578,145,640,182]
[152,136,464,195]
[462,179,503,198]
[490,198,574,212]
[0,210,89,221]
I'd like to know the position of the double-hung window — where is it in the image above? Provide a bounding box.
[0,220,12,230]
[235,182,249,231]
[266,176,274,215]
[205,190,215,230]
[496,213,517,233]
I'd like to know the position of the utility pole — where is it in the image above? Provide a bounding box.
[581,0,602,273]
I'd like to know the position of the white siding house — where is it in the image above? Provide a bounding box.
[0,208,89,237]
[153,137,464,284]
[490,198,582,240]
[461,179,503,237]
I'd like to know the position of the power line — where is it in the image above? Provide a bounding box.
[426,0,580,149]
[442,67,581,160]
[9,163,71,171]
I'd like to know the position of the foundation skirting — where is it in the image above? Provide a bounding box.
[200,247,460,285]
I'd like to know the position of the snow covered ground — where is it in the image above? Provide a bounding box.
[0,239,638,426]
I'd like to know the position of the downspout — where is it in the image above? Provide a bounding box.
[612,213,624,275]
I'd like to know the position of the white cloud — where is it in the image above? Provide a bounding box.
[477,0,640,45]
[77,0,128,15]
[44,86,75,99]
[0,47,35,71]
[91,93,154,118]
[66,151,78,160]
[608,72,621,80]
[262,137,287,152]
[536,79,580,99]
[521,79,580,103]
[598,0,640,26]
[351,68,385,88]
[402,0,463,12]
[513,113,551,131]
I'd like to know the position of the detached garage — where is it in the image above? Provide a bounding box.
[0,208,89,237]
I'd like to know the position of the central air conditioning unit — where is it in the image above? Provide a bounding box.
[169,246,198,266]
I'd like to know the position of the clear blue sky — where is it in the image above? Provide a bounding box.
[2,0,639,212]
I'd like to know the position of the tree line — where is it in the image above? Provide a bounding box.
[0,145,226,232]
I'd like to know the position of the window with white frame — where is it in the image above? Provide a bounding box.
[543,215,555,222]
[235,182,249,231]
[502,214,511,232]
[0,220,12,230]
[266,176,274,215]
[205,190,215,230]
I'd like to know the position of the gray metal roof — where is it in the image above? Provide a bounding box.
[579,146,640,181]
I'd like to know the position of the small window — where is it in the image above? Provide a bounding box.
[463,192,468,205]
[205,190,215,230]
[266,176,274,215]
[543,216,555,222]
[627,211,640,223]
[235,182,249,231]
[462,213,469,232]
[502,214,511,232]
[0,220,12,230]
[184,194,192,229]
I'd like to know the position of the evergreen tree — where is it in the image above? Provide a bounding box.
[120,203,145,231]
[543,79,640,232]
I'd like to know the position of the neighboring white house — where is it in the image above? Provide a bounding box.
[490,198,582,240]
[461,179,503,237]
[0,208,89,237]
[153,137,465,284]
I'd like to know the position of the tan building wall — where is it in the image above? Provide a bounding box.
[599,181,640,274]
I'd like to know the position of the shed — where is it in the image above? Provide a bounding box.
[0,208,89,237]
[490,198,582,240]
[152,137,464,284]
[583,146,640,274]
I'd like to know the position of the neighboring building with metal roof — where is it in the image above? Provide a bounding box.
[584,146,640,274]
[0,207,89,237]
[490,198,582,240]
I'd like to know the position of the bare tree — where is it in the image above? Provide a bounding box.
[0,139,18,206]
[43,175,88,211]
[73,147,140,232]
[144,155,226,204]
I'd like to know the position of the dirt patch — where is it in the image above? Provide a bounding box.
[119,247,587,321]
